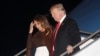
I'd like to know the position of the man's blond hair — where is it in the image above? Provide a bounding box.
[50,3,66,13]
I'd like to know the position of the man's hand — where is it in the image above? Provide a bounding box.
[66,45,73,54]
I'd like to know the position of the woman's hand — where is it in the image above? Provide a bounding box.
[29,22,35,33]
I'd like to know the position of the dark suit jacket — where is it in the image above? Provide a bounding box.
[54,16,81,56]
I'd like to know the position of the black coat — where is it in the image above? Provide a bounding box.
[54,16,81,56]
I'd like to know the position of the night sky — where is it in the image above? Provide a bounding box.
[1,0,82,56]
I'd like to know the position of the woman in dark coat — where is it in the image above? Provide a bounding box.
[26,15,52,56]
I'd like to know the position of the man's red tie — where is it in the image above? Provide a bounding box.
[51,22,60,56]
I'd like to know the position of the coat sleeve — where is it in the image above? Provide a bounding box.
[67,19,81,46]
[26,33,32,56]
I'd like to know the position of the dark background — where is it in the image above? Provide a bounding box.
[1,0,82,56]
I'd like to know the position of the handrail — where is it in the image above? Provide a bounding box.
[60,29,100,56]
[14,48,26,56]
[80,30,92,35]
[14,30,94,56]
